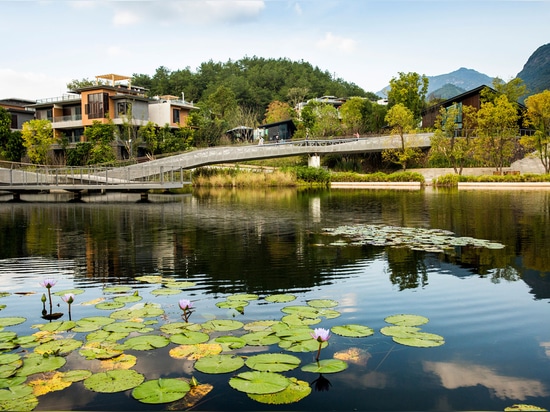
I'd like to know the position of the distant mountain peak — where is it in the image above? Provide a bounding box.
[377,68,493,98]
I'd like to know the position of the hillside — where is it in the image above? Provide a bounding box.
[517,43,550,98]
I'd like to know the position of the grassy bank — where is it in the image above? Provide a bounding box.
[433,173,550,187]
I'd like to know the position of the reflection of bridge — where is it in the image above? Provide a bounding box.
[0,133,433,201]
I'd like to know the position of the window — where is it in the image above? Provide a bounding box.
[173,108,180,124]
[10,114,17,129]
[117,102,129,117]
[86,93,109,119]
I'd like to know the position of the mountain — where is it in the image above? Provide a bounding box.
[377,67,493,98]
[428,84,466,101]
[517,43,550,97]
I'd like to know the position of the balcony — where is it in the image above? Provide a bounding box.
[36,94,81,105]
[51,114,83,129]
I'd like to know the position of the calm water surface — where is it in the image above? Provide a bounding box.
[0,187,549,411]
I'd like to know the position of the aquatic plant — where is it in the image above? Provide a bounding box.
[311,328,331,361]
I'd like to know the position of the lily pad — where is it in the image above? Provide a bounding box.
[135,275,163,283]
[216,300,249,310]
[28,371,72,396]
[392,332,445,348]
[227,293,259,301]
[99,354,137,371]
[301,359,348,374]
[264,294,296,303]
[83,369,144,393]
[62,369,93,382]
[163,280,196,289]
[86,330,129,343]
[202,319,244,332]
[132,378,191,404]
[214,336,247,350]
[331,324,374,338]
[248,377,311,404]
[170,331,210,345]
[95,301,125,310]
[103,286,133,294]
[307,299,338,308]
[229,371,290,395]
[194,354,245,374]
[0,317,26,327]
[0,376,26,389]
[79,341,123,360]
[73,316,115,332]
[39,320,76,332]
[279,338,324,353]
[169,344,223,360]
[281,314,321,326]
[15,353,66,377]
[245,353,301,372]
[243,320,278,332]
[150,288,182,296]
[34,338,83,356]
[118,335,170,351]
[0,384,33,401]
[241,331,280,346]
[103,321,149,333]
[0,393,38,411]
[109,304,164,320]
[53,288,85,296]
[114,295,143,304]
[160,322,200,335]
[384,314,429,326]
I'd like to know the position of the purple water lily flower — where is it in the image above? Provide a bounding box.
[311,328,331,342]
[62,293,75,304]
[179,299,194,322]
[39,278,57,289]
[311,328,331,360]
[179,299,193,310]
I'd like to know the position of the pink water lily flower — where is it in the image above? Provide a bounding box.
[62,293,75,304]
[311,328,331,342]
[39,278,57,289]
[178,299,193,310]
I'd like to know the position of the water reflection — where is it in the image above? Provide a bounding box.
[423,361,548,400]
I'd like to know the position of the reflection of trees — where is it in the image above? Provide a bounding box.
[386,247,428,290]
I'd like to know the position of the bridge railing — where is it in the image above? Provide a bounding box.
[0,164,192,188]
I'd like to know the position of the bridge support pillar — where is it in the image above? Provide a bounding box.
[73,191,82,201]
[140,193,149,202]
[12,193,20,202]
[308,155,321,168]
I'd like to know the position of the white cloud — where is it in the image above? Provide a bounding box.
[294,2,303,15]
[109,0,265,27]
[113,9,142,26]
[0,69,69,101]
[316,32,357,53]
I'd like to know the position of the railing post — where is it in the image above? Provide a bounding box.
[160,166,164,184]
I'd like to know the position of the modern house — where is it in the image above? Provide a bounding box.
[0,98,36,131]
[27,74,197,154]
[258,119,297,141]
[421,85,527,132]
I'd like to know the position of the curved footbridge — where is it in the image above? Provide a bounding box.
[0,133,432,201]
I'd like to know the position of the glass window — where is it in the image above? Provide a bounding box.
[173,108,180,124]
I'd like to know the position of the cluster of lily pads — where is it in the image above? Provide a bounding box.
[0,274,446,411]
[322,224,506,253]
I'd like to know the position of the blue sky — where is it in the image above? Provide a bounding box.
[1,0,548,100]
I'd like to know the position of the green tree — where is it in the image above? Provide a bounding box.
[387,72,429,121]
[311,104,341,138]
[21,119,55,164]
[521,90,550,173]
[429,104,477,174]
[83,121,116,165]
[139,121,160,157]
[264,101,292,124]
[382,103,421,170]
[66,78,96,91]
[474,94,519,172]
[340,97,365,135]
[482,77,528,104]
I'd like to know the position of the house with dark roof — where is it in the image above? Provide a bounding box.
[0,98,35,130]
[421,85,527,131]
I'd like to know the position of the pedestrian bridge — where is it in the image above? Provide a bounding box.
[0,133,433,200]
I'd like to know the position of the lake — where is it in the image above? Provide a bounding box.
[0,187,549,411]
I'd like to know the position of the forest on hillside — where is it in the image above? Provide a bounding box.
[130,57,379,110]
